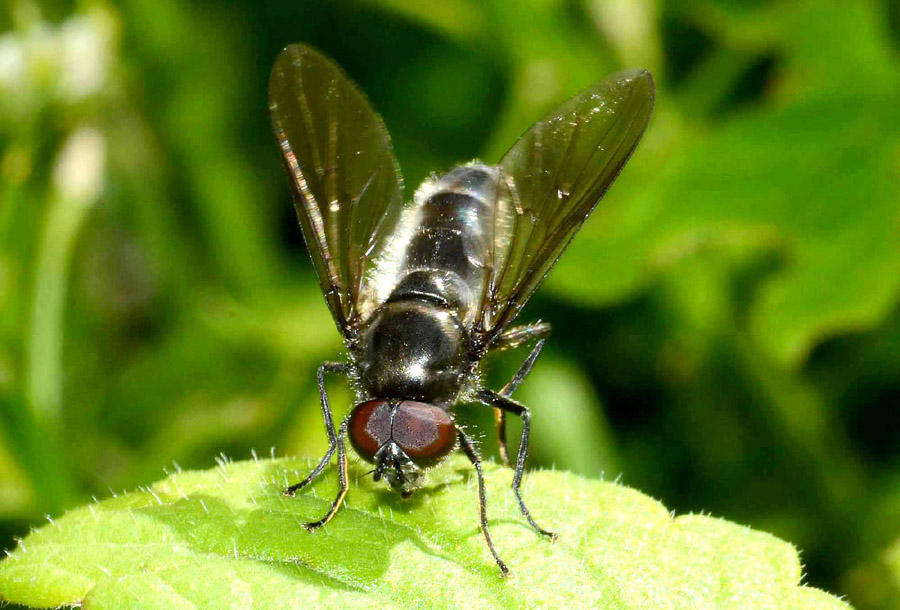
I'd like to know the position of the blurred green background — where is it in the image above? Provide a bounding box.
[2,0,899,607]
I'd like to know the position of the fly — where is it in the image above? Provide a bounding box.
[269,44,654,575]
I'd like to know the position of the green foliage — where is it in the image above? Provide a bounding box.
[1,0,899,607]
[553,89,900,367]
[0,457,852,609]
[886,540,900,606]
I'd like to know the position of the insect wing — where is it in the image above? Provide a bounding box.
[481,69,655,343]
[269,44,404,338]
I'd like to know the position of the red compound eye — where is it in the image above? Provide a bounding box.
[349,400,392,463]
[391,401,456,468]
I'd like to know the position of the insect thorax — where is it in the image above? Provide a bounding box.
[357,300,469,406]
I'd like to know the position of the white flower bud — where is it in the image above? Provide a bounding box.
[52,127,106,206]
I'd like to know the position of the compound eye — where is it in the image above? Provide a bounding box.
[349,400,392,463]
[392,401,456,468]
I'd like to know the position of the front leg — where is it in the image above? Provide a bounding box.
[283,361,350,530]
[476,388,557,540]
[458,428,509,576]
[301,419,349,530]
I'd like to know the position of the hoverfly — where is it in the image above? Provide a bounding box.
[269,44,654,575]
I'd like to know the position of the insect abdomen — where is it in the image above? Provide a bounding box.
[389,164,498,318]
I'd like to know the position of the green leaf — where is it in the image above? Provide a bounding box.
[0,456,851,608]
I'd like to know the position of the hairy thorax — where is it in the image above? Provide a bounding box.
[356,299,470,406]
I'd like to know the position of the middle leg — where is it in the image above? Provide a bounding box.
[492,324,549,466]
[476,388,556,540]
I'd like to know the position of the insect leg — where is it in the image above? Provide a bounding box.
[491,321,551,352]
[303,419,349,531]
[476,388,557,540]
[284,361,348,496]
[458,428,509,576]
[491,322,551,466]
[495,338,547,466]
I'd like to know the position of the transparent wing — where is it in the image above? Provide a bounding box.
[269,44,404,339]
[480,69,655,345]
